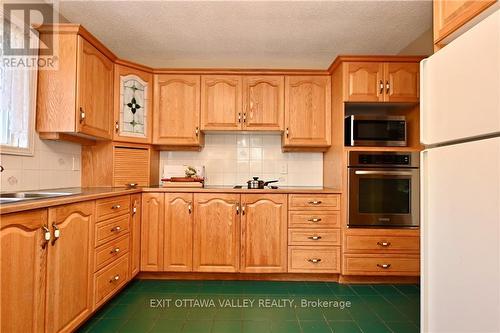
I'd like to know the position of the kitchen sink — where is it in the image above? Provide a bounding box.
[0,191,78,203]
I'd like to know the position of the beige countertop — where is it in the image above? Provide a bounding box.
[0,186,341,215]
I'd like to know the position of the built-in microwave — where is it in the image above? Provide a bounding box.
[345,115,407,147]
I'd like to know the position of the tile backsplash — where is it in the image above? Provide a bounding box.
[160,134,323,186]
[0,135,81,192]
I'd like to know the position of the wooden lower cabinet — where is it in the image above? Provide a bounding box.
[1,209,48,333]
[94,256,130,308]
[141,193,164,271]
[46,201,94,333]
[164,193,194,272]
[288,246,341,273]
[130,194,142,277]
[343,254,420,276]
[193,193,240,272]
[240,194,287,273]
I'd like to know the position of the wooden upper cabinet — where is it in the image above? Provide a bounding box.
[240,194,287,273]
[385,63,420,102]
[1,210,48,333]
[164,193,193,272]
[153,75,202,146]
[77,38,113,139]
[113,64,153,144]
[433,0,497,45]
[193,193,240,272]
[344,62,384,102]
[46,201,94,333]
[243,76,284,130]
[283,76,331,148]
[130,194,142,277]
[343,61,420,102]
[141,193,164,271]
[37,26,114,141]
[201,75,243,130]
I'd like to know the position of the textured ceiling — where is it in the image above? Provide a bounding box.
[56,0,432,69]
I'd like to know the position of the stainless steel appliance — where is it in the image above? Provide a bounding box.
[345,115,407,147]
[348,151,419,228]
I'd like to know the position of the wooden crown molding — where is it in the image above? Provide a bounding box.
[327,55,427,73]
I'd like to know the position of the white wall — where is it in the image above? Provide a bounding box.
[0,135,81,192]
[160,133,323,187]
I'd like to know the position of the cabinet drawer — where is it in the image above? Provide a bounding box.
[343,254,420,276]
[288,211,340,228]
[94,234,130,272]
[345,234,419,253]
[95,215,130,247]
[289,194,340,210]
[96,195,130,221]
[288,246,340,273]
[288,229,341,246]
[94,256,129,308]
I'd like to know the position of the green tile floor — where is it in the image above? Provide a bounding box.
[78,280,419,333]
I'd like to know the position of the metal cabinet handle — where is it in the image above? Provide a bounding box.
[115,121,119,133]
[236,203,240,215]
[79,107,85,123]
[42,225,51,248]
[51,224,60,245]
[307,258,322,264]
[127,183,138,188]
[195,127,199,137]
[238,113,241,123]
[110,247,120,254]
[242,205,246,215]
[308,235,322,240]
[307,217,322,223]
[109,275,120,283]
[286,128,289,138]
[379,80,384,94]
[377,263,391,269]
[308,200,322,205]
[243,113,246,123]
[386,81,390,94]
[377,241,391,247]
[111,226,121,233]
[111,204,121,210]
[188,203,192,214]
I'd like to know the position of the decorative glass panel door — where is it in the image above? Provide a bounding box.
[119,74,148,138]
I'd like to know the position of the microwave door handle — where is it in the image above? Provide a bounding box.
[354,170,414,176]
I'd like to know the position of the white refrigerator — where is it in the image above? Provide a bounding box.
[420,8,500,333]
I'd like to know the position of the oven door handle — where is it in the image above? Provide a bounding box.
[354,170,414,176]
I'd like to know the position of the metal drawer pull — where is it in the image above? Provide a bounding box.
[110,247,120,254]
[109,275,120,283]
[111,204,121,209]
[111,226,121,233]
[377,241,391,247]
[307,217,322,222]
[308,235,322,240]
[386,81,390,94]
[51,224,60,245]
[377,264,391,269]
[188,203,192,214]
[308,200,322,205]
[307,258,322,264]
[42,225,51,248]
[379,80,384,94]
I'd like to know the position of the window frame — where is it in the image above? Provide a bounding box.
[0,10,37,156]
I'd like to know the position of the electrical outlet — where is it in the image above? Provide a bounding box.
[280,163,288,174]
[72,157,81,171]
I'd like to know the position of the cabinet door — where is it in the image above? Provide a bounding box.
[433,0,497,44]
[164,193,193,272]
[193,193,240,272]
[344,62,384,102]
[130,194,142,277]
[241,194,287,273]
[77,37,113,139]
[1,210,48,333]
[243,76,284,130]
[153,75,202,146]
[114,64,153,144]
[46,201,94,333]
[384,63,420,102]
[201,75,242,130]
[284,76,331,147]
[140,193,164,271]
